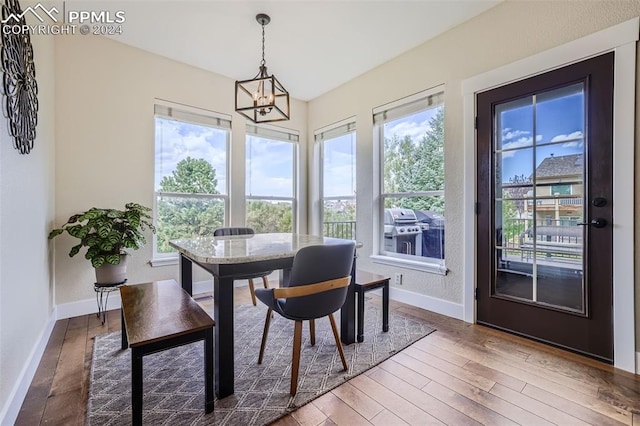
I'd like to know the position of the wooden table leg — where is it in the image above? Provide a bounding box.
[214,275,234,398]
[131,347,143,426]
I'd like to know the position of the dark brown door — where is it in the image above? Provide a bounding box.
[476,53,614,362]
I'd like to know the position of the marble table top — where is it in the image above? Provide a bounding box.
[169,233,356,264]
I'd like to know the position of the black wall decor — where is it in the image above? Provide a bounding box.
[1,0,38,154]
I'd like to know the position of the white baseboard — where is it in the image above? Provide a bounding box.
[389,287,464,320]
[636,352,640,374]
[54,280,248,319]
[0,309,57,426]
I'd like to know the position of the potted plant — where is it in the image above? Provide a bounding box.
[48,203,156,285]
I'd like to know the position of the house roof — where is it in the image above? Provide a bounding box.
[535,154,583,178]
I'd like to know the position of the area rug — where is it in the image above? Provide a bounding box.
[87,302,435,425]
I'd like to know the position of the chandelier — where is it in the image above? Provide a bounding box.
[235,13,290,123]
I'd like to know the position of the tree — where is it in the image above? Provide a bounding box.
[156,157,224,253]
[159,157,218,194]
[384,107,445,214]
[500,174,532,248]
[246,201,293,233]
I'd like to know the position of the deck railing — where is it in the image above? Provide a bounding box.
[323,220,356,240]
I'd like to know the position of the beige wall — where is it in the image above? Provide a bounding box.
[307,1,640,344]
[53,35,308,305]
[0,23,56,419]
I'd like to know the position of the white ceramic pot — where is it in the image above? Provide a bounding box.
[94,255,128,285]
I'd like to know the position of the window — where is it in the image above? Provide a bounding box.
[551,183,572,195]
[246,125,298,233]
[153,103,230,257]
[373,87,446,272]
[315,120,356,240]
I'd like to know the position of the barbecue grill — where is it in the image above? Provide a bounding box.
[383,208,422,255]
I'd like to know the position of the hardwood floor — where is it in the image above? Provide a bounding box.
[15,286,640,425]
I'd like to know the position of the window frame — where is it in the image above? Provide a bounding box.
[151,101,231,264]
[315,118,357,240]
[371,86,448,275]
[245,124,299,233]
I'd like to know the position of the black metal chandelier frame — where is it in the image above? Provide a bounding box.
[235,13,290,123]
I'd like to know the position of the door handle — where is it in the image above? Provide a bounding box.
[577,218,607,228]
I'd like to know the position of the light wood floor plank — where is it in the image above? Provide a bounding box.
[40,316,88,426]
[348,374,444,425]
[423,381,517,426]
[367,366,481,425]
[402,345,496,391]
[271,414,302,426]
[369,409,410,425]
[392,352,553,425]
[444,339,633,423]
[330,382,384,421]
[410,337,470,367]
[522,383,629,426]
[490,382,591,425]
[290,401,328,426]
[375,360,431,389]
[312,392,371,426]
[438,334,602,399]
[14,320,69,426]
[462,361,526,392]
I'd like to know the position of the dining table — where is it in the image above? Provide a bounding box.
[169,232,358,399]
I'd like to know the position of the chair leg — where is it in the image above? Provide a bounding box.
[328,313,348,371]
[262,275,269,289]
[309,319,316,346]
[248,278,257,306]
[258,308,273,364]
[291,320,303,395]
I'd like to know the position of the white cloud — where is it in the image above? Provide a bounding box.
[502,129,531,141]
[386,118,432,141]
[551,131,583,143]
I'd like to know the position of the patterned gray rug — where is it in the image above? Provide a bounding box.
[87,302,435,425]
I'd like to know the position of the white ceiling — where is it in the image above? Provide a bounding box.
[99,1,501,101]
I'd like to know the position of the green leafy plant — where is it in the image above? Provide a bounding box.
[48,203,156,268]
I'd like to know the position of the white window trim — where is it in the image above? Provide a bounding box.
[151,101,231,264]
[462,17,638,373]
[372,85,447,273]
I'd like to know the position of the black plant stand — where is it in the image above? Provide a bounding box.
[94,280,127,324]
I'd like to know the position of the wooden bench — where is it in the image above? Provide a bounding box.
[355,271,390,343]
[120,280,215,426]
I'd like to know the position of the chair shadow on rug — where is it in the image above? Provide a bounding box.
[255,242,356,395]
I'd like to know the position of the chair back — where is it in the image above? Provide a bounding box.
[214,227,255,236]
[283,242,356,319]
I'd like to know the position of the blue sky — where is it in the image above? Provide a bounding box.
[499,85,584,183]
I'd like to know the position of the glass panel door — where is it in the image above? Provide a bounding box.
[494,83,585,313]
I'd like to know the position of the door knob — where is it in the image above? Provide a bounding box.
[577,218,607,228]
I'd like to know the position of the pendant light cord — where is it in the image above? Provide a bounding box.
[261,23,266,66]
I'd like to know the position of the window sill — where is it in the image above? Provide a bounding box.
[370,255,448,275]
[149,256,178,267]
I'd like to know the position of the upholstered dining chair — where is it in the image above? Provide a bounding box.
[213,227,272,306]
[254,242,356,395]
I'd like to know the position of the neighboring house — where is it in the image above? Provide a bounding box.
[527,153,584,227]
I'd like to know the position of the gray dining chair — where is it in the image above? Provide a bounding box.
[254,242,356,395]
[213,227,272,306]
